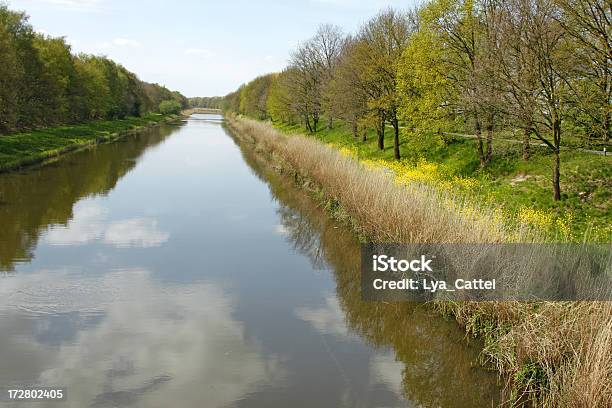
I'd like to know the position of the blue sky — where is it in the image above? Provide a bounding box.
[8,0,418,97]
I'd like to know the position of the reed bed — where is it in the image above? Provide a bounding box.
[226,115,611,407]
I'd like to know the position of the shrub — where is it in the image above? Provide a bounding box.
[158,100,182,115]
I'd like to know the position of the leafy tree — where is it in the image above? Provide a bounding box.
[33,35,79,124]
[0,5,20,133]
[0,4,186,135]
[222,87,243,113]
[159,100,182,115]
[0,5,48,130]
[188,96,225,109]
[355,9,414,159]
[267,71,297,123]
[404,0,501,166]
[239,74,273,119]
[397,8,449,138]
[73,55,111,120]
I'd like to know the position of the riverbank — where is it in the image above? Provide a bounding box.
[226,115,612,408]
[0,113,180,173]
[273,121,611,243]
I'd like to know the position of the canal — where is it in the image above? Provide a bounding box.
[0,114,500,407]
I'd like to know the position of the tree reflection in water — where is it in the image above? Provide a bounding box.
[0,125,176,271]
[231,128,502,408]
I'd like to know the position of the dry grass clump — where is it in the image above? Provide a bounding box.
[226,115,611,407]
[450,301,612,407]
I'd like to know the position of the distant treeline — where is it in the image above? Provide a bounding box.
[188,96,224,109]
[0,5,187,135]
[219,0,610,201]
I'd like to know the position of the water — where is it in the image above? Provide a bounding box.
[0,114,501,407]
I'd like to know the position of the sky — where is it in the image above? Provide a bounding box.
[7,0,418,97]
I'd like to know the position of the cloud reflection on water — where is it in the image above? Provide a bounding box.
[43,201,169,248]
[295,295,353,339]
[0,269,281,408]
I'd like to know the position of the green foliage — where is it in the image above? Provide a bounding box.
[400,129,449,161]
[221,87,242,114]
[397,18,450,133]
[188,96,224,109]
[158,100,182,115]
[267,72,296,123]
[239,74,273,119]
[0,4,185,135]
[514,362,549,393]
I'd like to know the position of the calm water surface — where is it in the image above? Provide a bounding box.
[0,114,501,407]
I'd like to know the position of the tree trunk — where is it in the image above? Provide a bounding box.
[377,111,385,150]
[305,115,312,133]
[352,119,358,139]
[552,116,562,201]
[312,113,319,133]
[475,118,485,167]
[604,105,610,143]
[328,116,333,130]
[362,127,367,142]
[485,121,493,164]
[552,148,561,201]
[522,128,531,160]
[604,67,610,143]
[392,116,400,160]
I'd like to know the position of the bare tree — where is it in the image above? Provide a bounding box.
[499,0,575,200]
[328,36,370,139]
[426,0,503,166]
[287,41,323,132]
[494,0,541,160]
[556,0,611,144]
[311,24,345,129]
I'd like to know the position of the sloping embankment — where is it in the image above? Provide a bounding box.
[226,114,612,408]
[0,114,179,173]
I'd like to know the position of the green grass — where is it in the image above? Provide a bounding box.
[0,113,175,172]
[273,120,611,241]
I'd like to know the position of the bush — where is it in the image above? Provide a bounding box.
[158,100,182,115]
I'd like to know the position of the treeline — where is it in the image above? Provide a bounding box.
[222,0,610,201]
[0,5,187,135]
[188,96,224,109]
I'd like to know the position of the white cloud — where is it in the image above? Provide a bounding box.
[113,37,140,47]
[185,48,215,58]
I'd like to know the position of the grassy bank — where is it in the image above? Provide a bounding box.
[226,115,611,407]
[0,113,178,172]
[274,121,611,242]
